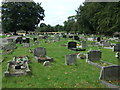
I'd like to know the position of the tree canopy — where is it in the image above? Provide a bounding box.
[2,2,45,34]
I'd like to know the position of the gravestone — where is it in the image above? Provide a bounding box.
[113,44,120,52]
[81,41,87,49]
[68,42,77,49]
[65,54,77,65]
[102,42,111,47]
[74,36,79,41]
[63,35,67,38]
[97,37,101,42]
[22,38,30,47]
[99,66,120,81]
[87,50,102,61]
[34,47,46,57]
[55,35,60,41]
[16,37,22,44]
[33,38,37,42]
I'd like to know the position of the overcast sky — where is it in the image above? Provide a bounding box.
[34,0,85,26]
[0,0,85,26]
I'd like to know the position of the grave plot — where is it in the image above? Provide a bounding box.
[4,56,31,77]
[68,41,86,51]
[34,47,54,63]
[99,66,120,88]
[2,42,17,55]
[86,50,116,68]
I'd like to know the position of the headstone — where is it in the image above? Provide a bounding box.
[97,37,101,42]
[81,41,87,49]
[65,54,77,65]
[113,44,120,52]
[68,42,77,49]
[102,42,111,47]
[99,66,120,81]
[55,35,60,41]
[33,38,37,42]
[16,37,22,44]
[43,61,51,66]
[34,47,46,57]
[87,50,102,61]
[74,36,79,41]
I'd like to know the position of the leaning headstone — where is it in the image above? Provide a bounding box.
[113,44,120,52]
[99,66,120,81]
[81,41,87,49]
[43,61,51,66]
[34,47,46,57]
[68,42,77,49]
[87,50,102,62]
[65,54,77,65]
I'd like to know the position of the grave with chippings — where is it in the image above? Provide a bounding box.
[34,47,54,63]
[4,56,31,77]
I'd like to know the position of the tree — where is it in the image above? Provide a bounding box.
[2,2,45,34]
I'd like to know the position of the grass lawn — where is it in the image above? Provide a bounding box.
[2,37,119,88]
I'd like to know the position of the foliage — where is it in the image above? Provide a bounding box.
[75,2,120,35]
[2,2,45,34]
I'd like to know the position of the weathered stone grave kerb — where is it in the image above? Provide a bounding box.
[4,56,31,77]
[34,47,54,63]
[65,54,77,65]
[99,66,120,89]
[2,42,17,55]
[86,50,116,69]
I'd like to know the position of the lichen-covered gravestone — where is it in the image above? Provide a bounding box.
[65,54,77,65]
[86,50,101,62]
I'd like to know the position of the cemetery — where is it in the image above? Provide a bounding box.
[1,33,120,88]
[1,1,120,89]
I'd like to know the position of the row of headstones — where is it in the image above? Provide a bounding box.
[65,50,120,84]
